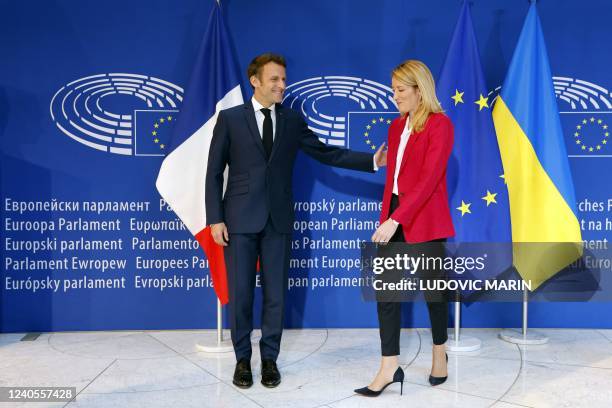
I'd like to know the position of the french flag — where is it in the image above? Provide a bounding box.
[156,2,243,305]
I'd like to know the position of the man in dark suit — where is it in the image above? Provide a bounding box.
[206,53,386,388]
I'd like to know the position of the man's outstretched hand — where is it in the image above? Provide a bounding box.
[374,142,387,168]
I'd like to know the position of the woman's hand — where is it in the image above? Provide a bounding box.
[371,218,398,244]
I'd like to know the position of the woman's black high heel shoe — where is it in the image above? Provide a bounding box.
[428,353,448,386]
[354,367,405,397]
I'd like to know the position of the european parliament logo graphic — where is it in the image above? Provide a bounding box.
[489,76,611,158]
[553,77,611,157]
[50,73,184,156]
[283,76,398,151]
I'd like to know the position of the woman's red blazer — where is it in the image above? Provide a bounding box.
[380,112,455,243]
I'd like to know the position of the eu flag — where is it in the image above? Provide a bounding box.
[437,1,511,283]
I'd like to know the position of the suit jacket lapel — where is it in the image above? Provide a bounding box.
[387,121,401,179]
[395,116,417,175]
[244,103,267,158]
[269,103,285,160]
[398,116,422,176]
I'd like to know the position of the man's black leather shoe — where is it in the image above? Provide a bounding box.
[261,359,281,388]
[232,359,253,388]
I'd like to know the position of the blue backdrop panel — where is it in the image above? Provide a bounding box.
[1,0,611,332]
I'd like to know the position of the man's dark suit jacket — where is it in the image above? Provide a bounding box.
[206,102,375,234]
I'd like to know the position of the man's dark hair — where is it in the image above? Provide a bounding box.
[247,53,286,87]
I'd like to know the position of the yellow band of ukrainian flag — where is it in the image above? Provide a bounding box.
[492,3,582,290]
[493,98,582,289]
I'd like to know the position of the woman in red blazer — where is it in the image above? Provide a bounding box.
[355,60,454,397]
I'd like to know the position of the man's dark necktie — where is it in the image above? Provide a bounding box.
[261,108,273,159]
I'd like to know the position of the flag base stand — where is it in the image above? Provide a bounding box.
[447,301,482,352]
[447,334,482,352]
[196,338,234,353]
[196,300,234,354]
[498,287,549,345]
[498,329,548,345]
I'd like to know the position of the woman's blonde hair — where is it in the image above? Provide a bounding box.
[392,60,443,132]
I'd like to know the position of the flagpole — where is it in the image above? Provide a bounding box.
[499,286,548,345]
[446,290,481,352]
[157,0,240,355]
[490,0,579,346]
[437,0,510,352]
[197,299,234,353]
[217,299,223,343]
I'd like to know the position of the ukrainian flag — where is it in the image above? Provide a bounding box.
[492,2,583,290]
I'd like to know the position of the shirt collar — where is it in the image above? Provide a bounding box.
[402,115,411,133]
[251,96,276,114]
